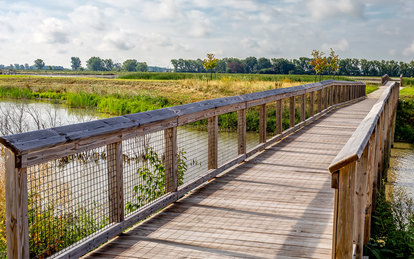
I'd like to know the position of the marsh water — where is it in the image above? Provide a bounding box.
[386,142,414,199]
[0,99,260,213]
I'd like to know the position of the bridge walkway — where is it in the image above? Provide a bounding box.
[84,87,385,259]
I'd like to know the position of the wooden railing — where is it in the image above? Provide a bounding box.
[328,76,399,258]
[0,80,365,258]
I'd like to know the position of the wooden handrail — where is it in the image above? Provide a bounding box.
[328,77,399,259]
[0,80,362,168]
[0,79,366,259]
[328,81,397,173]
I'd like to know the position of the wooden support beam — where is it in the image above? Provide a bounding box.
[309,92,315,117]
[300,94,306,122]
[164,127,178,192]
[5,148,29,259]
[276,100,283,135]
[107,141,124,223]
[332,162,356,259]
[238,109,246,155]
[259,104,267,143]
[289,96,295,128]
[354,147,368,259]
[324,87,328,109]
[208,116,218,169]
[364,131,376,244]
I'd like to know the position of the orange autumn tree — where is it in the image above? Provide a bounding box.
[328,48,340,79]
[309,50,328,81]
[203,53,218,80]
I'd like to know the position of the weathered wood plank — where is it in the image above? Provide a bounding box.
[107,141,124,223]
[237,109,246,155]
[318,89,323,113]
[309,92,315,117]
[5,148,29,259]
[333,162,356,259]
[354,147,368,259]
[165,127,178,193]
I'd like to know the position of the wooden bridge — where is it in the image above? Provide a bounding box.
[0,75,400,258]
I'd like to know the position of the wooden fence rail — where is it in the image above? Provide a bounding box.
[328,76,399,259]
[0,80,366,258]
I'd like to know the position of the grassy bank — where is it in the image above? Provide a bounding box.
[119,72,352,82]
[395,87,414,143]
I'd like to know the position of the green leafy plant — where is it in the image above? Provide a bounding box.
[365,187,414,258]
[126,147,187,213]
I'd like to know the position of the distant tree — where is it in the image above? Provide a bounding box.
[243,57,258,73]
[103,59,114,71]
[227,61,244,73]
[271,58,295,74]
[202,53,218,80]
[113,62,122,72]
[24,63,29,70]
[122,59,138,72]
[71,57,81,70]
[328,48,340,79]
[309,50,328,81]
[86,56,103,71]
[256,57,272,71]
[34,59,45,70]
[136,62,148,72]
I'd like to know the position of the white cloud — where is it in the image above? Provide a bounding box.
[69,5,108,31]
[403,41,414,56]
[33,18,70,44]
[307,0,365,19]
[322,39,350,52]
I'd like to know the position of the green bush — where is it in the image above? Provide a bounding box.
[365,187,414,258]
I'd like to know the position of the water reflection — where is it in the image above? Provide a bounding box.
[386,142,414,199]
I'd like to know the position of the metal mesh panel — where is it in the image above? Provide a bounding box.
[27,146,110,258]
[246,107,260,151]
[266,103,277,141]
[0,144,5,258]
[122,131,166,216]
[177,125,208,185]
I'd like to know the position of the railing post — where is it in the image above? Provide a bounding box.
[309,92,315,117]
[354,147,368,259]
[276,100,283,134]
[324,87,328,109]
[107,141,125,223]
[238,109,246,155]
[317,90,322,113]
[300,94,306,122]
[5,148,29,259]
[364,131,376,244]
[208,116,218,169]
[289,96,295,128]
[329,86,334,106]
[332,162,356,258]
[164,127,178,193]
[259,104,267,143]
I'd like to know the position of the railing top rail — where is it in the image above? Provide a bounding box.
[328,80,396,173]
[0,80,362,157]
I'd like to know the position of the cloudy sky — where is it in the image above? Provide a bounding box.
[1,0,413,68]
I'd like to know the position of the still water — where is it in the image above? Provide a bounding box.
[0,99,260,212]
[386,142,414,198]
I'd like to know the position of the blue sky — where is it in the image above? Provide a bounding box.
[0,0,413,68]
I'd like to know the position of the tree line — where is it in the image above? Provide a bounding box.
[171,56,414,77]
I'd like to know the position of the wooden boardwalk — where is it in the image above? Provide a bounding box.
[84,88,385,259]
